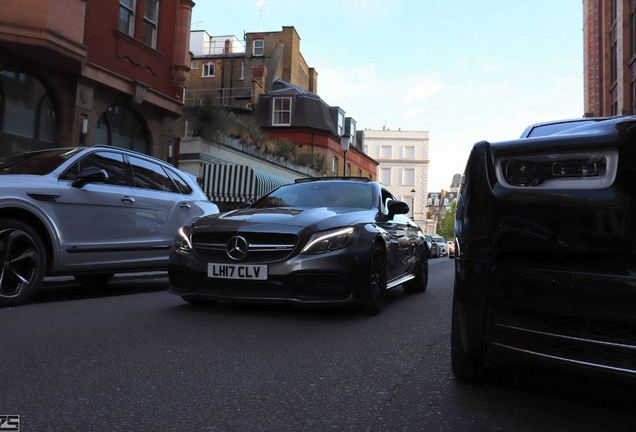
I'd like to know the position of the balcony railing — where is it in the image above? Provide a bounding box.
[201,39,245,56]
[184,88,253,109]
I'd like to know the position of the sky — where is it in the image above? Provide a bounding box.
[190,0,584,192]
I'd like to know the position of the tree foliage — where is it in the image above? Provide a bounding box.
[184,93,228,142]
[437,200,456,241]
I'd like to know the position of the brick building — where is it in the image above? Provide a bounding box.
[0,0,194,159]
[583,0,636,116]
[183,26,378,181]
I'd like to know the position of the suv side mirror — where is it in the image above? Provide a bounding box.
[387,199,409,218]
[72,168,108,188]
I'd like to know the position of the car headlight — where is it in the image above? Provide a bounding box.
[495,150,618,189]
[175,225,194,252]
[301,227,359,255]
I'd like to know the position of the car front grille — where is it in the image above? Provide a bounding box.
[489,306,636,375]
[192,232,298,263]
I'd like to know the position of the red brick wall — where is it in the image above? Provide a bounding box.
[84,0,178,99]
[265,128,378,177]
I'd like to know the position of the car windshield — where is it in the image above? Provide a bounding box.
[252,181,375,209]
[0,148,82,175]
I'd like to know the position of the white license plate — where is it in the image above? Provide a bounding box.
[207,263,268,280]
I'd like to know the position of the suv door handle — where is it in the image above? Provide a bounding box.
[180,203,192,209]
[121,196,135,204]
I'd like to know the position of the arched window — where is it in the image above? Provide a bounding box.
[0,69,59,157]
[94,105,150,154]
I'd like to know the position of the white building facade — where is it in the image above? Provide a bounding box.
[362,129,430,227]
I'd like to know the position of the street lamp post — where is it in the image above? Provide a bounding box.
[410,188,416,220]
[341,134,351,177]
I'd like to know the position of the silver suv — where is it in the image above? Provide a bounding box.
[432,235,447,256]
[0,146,219,305]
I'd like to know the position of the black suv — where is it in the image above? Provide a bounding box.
[452,116,636,382]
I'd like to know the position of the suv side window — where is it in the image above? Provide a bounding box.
[128,156,179,193]
[165,166,193,195]
[381,188,396,213]
[60,151,128,186]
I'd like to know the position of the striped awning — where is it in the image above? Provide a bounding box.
[201,164,292,203]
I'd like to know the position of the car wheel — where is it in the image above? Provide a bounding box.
[403,255,428,294]
[362,244,387,315]
[451,296,486,382]
[181,295,218,306]
[0,219,47,306]
[74,273,115,289]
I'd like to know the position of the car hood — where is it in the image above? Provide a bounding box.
[194,206,376,232]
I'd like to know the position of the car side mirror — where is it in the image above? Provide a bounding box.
[387,199,409,218]
[72,168,108,188]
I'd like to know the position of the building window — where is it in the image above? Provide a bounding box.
[118,0,135,35]
[403,168,415,185]
[332,157,338,176]
[272,97,292,125]
[191,61,199,69]
[358,169,362,177]
[631,8,636,58]
[0,69,59,157]
[202,62,215,77]
[632,76,636,115]
[346,163,351,177]
[403,146,416,158]
[253,39,264,56]
[94,105,150,154]
[380,145,392,158]
[142,0,159,48]
[380,167,391,185]
[611,40,618,83]
[240,61,245,80]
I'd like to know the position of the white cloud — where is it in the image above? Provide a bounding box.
[403,78,446,102]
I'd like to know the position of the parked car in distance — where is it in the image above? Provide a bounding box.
[424,234,439,258]
[446,240,455,258]
[452,116,636,383]
[0,145,219,306]
[432,235,446,257]
[168,177,429,315]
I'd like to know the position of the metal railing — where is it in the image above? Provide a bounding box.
[184,88,253,109]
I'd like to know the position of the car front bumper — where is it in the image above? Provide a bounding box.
[168,243,372,307]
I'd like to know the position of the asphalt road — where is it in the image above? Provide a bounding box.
[1,259,635,431]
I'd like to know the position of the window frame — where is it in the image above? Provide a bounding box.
[142,0,160,48]
[272,96,292,126]
[202,62,215,77]
[380,167,391,185]
[253,39,264,56]
[380,145,392,158]
[118,0,136,36]
[403,168,415,185]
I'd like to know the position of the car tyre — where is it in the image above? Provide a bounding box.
[74,273,115,289]
[0,219,47,306]
[451,296,487,382]
[362,244,387,315]
[403,256,428,294]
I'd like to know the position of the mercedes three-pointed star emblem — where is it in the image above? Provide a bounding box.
[226,236,249,260]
